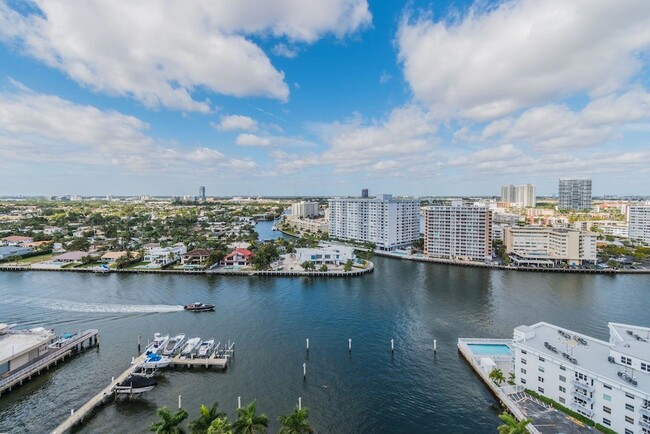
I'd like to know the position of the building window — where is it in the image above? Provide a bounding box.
[539,356,545,362]
[603,406,611,414]
[621,356,632,366]
[539,366,545,373]
[521,349,527,354]
[602,418,611,426]
[625,416,633,424]
[521,368,526,374]
[538,387,544,393]
[559,397,565,404]
[560,365,566,371]
[538,376,544,383]
[626,392,635,400]
[603,383,612,390]
[559,375,566,382]
[521,358,527,365]
[603,394,611,402]
[625,429,633,434]
[520,378,526,384]
[559,386,566,393]
[626,403,634,411]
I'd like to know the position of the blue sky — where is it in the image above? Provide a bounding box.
[0,0,649,197]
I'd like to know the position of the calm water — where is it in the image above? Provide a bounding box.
[0,256,649,433]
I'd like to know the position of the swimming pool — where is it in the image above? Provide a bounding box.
[467,343,512,356]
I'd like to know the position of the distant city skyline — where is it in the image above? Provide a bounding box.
[1,1,649,196]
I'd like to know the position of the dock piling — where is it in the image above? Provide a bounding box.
[238,396,241,409]
[303,362,306,380]
[306,338,309,352]
[391,339,394,354]
[178,395,182,409]
[348,338,352,353]
[434,339,437,353]
[298,397,302,410]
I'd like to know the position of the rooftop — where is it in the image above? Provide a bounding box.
[0,327,54,365]
[513,322,650,394]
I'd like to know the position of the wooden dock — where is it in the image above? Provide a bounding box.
[169,352,228,369]
[51,353,146,434]
[0,329,99,397]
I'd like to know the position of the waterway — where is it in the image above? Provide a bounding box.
[0,252,649,432]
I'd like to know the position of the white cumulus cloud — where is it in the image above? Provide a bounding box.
[235,133,271,147]
[213,115,258,132]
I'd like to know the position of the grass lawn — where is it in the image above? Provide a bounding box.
[61,262,78,269]
[14,253,56,265]
[127,261,151,269]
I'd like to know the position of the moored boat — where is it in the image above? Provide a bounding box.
[48,332,77,349]
[162,334,185,356]
[184,302,214,312]
[146,333,169,354]
[115,374,157,394]
[181,337,201,356]
[140,353,171,369]
[197,339,215,358]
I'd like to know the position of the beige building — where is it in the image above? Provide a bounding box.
[504,226,597,266]
[0,324,54,375]
[291,201,320,218]
[284,215,329,234]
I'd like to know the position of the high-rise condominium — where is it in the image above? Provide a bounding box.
[328,194,420,250]
[199,186,206,201]
[629,205,650,245]
[558,178,592,210]
[500,184,536,208]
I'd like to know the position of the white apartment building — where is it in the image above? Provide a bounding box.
[512,322,650,434]
[504,226,597,266]
[423,200,492,262]
[501,184,536,208]
[283,215,329,234]
[328,194,420,250]
[629,206,650,245]
[291,201,320,218]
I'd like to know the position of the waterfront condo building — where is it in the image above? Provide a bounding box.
[559,178,592,211]
[512,322,650,434]
[500,184,536,208]
[504,226,597,266]
[423,200,492,262]
[328,194,420,250]
[291,201,320,218]
[629,206,650,245]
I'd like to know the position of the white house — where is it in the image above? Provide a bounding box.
[144,243,187,266]
[295,244,355,266]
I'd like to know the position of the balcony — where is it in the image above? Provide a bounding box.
[571,379,595,392]
[570,402,594,418]
[640,419,650,430]
[571,391,594,404]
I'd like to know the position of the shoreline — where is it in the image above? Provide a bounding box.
[373,250,649,274]
[0,261,374,277]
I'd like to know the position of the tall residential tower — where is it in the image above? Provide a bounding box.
[558,178,592,211]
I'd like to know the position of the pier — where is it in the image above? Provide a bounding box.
[0,329,99,397]
[168,342,234,369]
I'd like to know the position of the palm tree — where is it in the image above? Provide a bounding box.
[507,371,516,386]
[207,417,232,434]
[497,411,532,434]
[278,406,314,434]
[189,402,226,434]
[150,406,189,434]
[232,401,269,434]
[489,368,505,386]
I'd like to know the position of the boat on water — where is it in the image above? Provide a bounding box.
[197,339,215,358]
[181,337,201,356]
[184,302,215,312]
[115,374,157,394]
[141,353,171,369]
[48,332,77,349]
[162,334,185,356]
[146,333,169,354]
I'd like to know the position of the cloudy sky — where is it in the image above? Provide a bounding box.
[1,0,649,197]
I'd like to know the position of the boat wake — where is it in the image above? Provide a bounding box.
[33,299,185,314]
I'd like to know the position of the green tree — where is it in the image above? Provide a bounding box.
[189,402,226,434]
[278,406,314,434]
[205,250,227,268]
[81,255,94,265]
[343,259,353,272]
[412,238,424,250]
[150,406,189,434]
[507,371,516,386]
[497,411,532,434]
[489,368,505,386]
[318,264,328,272]
[207,417,232,434]
[301,261,315,271]
[232,401,269,434]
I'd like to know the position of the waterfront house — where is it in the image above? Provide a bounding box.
[0,246,32,260]
[144,243,187,266]
[181,248,213,266]
[1,235,34,247]
[295,245,355,266]
[100,251,128,263]
[0,324,54,375]
[221,248,253,267]
[52,251,90,263]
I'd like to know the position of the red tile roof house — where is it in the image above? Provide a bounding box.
[221,248,254,267]
[181,248,213,266]
[2,236,34,246]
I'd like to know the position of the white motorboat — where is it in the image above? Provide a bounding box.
[140,353,171,369]
[181,337,201,356]
[48,332,77,349]
[146,333,169,354]
[162,333,185,356]
[197,339,215,358]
